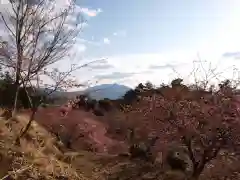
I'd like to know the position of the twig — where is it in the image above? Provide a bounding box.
[0,164,33,180]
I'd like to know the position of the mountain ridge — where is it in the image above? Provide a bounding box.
[44,83,131,101]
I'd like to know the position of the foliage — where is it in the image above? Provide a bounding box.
[136,83,145,90]
[127,128,159,162]
[93,108,104,116]
[0,70,30,108]
[107,78,240,179]
[98,98,112,111]
[122,89,139,104]
[171,78,183,87]
[145,81,154,89]
[0,69,57,108]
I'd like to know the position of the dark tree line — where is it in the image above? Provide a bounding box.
[0,68,53,109]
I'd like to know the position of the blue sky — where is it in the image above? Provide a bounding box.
[1,0,240,89]
[79,0,233,56]
[69,0,240,89]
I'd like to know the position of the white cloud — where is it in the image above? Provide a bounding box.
[78,38,101,46]
[77,44,87,52]
[0,1,100,34]
[48,47,240,91]
[79,7,102,17]
[103,38,110,45]
[77,48,240,88]
[113,30,126,37]
[78,37,112,47]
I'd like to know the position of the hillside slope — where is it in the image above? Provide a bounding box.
[0,112,84,179]
[0,109,163,180]
[33,107,127,154]
[0,109,133,180]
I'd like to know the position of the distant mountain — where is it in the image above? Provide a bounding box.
[41,83,132,101]
[85,83,131,100]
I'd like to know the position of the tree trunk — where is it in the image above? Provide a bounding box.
[20,107,37,137]
[15,107,37,145]
[12,85,20,117]
[12,40,22,117]
[191,163,205,180]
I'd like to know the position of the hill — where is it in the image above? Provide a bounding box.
[85,83,131,100]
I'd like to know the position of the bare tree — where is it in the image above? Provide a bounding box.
[0,0,85,116]
[191,55,240,91]
[16,59,106,144]
[0,0,108,143]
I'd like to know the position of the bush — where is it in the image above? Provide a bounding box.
[0,108,12,119]
[171,78,183,87]
[41,103,47,108]
[0,70,49,109]
[127,128,159,162]
[93,108,104,116]
[87,99,97,110]
[98,98,112,111]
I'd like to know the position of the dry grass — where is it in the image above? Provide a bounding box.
[0,109,92,180]
[0,108,149,180]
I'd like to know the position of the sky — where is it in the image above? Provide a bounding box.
[69,0,240,89]
[2,0,240,90]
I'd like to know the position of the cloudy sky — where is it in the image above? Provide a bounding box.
[2,0,240,89]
